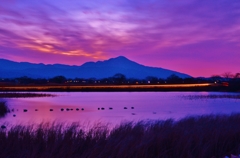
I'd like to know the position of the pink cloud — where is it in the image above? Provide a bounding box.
[0,0,239,77]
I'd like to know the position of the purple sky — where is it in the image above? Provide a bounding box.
[0,0,239,77]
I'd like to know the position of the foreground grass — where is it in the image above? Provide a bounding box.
[1,114,240,157]
[0,101,9,117]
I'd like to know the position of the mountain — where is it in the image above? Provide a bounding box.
[0,56,191,79]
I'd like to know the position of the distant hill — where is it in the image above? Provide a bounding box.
[0,56,191,79]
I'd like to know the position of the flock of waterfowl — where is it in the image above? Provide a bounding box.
[7,106,140,117]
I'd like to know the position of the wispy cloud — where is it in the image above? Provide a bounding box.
[0,0,239,76]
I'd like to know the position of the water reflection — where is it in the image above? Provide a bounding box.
[1,92,240,126]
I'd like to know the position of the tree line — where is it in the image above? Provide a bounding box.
[1,72,239,86]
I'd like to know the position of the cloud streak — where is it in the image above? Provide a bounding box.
[0,0,239,76]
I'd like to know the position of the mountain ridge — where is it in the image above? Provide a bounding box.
[0,56,191,79]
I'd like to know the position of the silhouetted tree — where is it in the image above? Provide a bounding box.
[34,78,47,84]
[234,73,240,79]
[210,75,223,83]
[49,76,66,84]
[16,76,34,84]
[227,73,240,91]
[166,74,183,83]
[183,77,196,84]
[88,78,96,84]
[146,76,158,84]
[100,78,111,84]
[112,73,126,84]
[127,78,140,84]
[222,72,234,81]
[158,78,166,84]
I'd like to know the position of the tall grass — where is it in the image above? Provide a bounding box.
[0,92,56,98]
[184,94,240,100]
[0,101,9,117]
[1,114,240,157]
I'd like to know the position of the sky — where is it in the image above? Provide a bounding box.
[0,0,239,77]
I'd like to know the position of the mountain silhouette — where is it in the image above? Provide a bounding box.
[0,56,191,79]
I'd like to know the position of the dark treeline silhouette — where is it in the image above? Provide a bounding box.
[210,72,240,91]
[0,72,239,90]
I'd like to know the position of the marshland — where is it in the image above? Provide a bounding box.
[0,91,240,157]
[1,113,240,157]
[1,0,240,157]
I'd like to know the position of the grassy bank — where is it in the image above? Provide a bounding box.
[184,94,240,99]
[0,101,9,117]
[0,92,56,98]
[1,114,240,157]
[0,83,230,92]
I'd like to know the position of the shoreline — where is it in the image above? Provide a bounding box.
[0,92,56,98]
[0,83,234,92]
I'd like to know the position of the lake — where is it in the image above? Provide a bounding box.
[1,92,240,126]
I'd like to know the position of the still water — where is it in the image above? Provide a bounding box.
[1,92,240,125]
